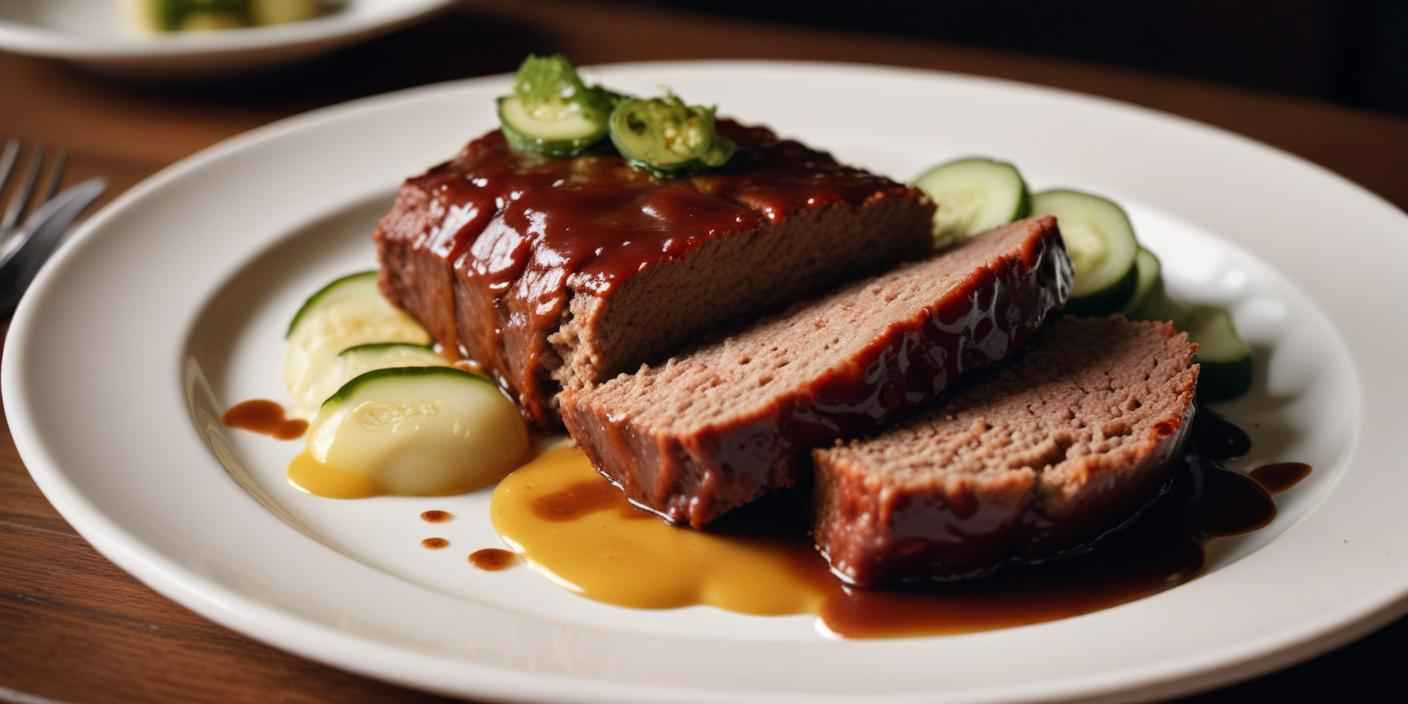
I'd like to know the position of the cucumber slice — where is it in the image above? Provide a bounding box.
[337,341,439,359]
[1184,304,1253,402]
[295,342,448,416]
[498,55,614,157]
[286,271,373,337]
[1120,248,1163,317]
[1031,189,1140,316]
[283,271,430,416]
[498,95,610,158]
[608,94,735,176]
[307,367,530,496]
[913,157,1031,249]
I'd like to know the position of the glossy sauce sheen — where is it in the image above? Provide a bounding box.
[222,400,307,440]
[490,413,1288,638]
[420,510,454,523]
[564,220,1072,527]
[384,122,913,423]
[421,537,449,550]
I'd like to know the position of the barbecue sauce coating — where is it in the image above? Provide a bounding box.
[376,122,919,425]
[561,220,1072,527]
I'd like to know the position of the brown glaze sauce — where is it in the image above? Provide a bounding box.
[420,510,454,523]
[222,400,307,440]
[1250,462,1313,494]
[421,537,449,550]
[493,410,1303,637]
[390,123,916,423]
[469,548,519,571]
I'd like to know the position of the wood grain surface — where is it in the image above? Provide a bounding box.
[1,1,1405,701]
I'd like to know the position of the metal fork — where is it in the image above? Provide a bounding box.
[0,139,106,319]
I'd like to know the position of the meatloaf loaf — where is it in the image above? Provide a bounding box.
[561,217,1072,527]
[375,121,934,427]
[813,316,1199,587]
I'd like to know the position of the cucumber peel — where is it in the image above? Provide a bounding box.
[286,270,378,339]
[1119,248,1163,317]
[322,366,493,409]
[1183,304,1253,402]
[290,342,450,413]
[498,55,615,157]
[283,270,431,416]
[913,157,1031,248]
[608,94,735,177]
[308,365,529,496]
[1031,189,1140,315]
[337,342,435,357]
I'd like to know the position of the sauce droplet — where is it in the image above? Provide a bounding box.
[222,400,307,440]
[1249,462,1312,494]
[422,537,449,549]
[421,510,454,523]
[1192,456,1276,537]
[469,548,519,571]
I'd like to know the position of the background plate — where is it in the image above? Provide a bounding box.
[0,0,453,76]
[6,62,1408,703]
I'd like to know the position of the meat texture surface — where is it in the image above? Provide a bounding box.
[562,217,1072,527]
[375,122,934,427]
[813,316,1199,586]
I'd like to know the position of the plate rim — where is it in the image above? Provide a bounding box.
[5,60,1407,703]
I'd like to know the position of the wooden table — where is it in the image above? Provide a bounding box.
[2,2,1405,701]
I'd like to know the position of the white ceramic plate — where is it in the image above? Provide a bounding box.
[6,62,1408,703]
[0,0,453,77]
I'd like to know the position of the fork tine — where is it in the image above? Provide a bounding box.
[1,145,44,232]
[0,139,19,197]
[39,149,67,205]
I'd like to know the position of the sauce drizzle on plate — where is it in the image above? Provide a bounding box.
[489,412,1303,638]
[1250,462,1313,494]
[222,399,307,440]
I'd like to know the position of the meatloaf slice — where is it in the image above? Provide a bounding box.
[561,217,1072,527]
[375,122,934,427]
[813,317,1199,587]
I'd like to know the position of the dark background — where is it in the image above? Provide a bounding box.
[617,0,1408,117]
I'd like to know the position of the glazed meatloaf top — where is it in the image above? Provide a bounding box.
[813,316,1200,586]
[561,218,1072,526]
[375,121,933,426]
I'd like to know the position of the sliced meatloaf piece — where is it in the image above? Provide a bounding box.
[813,317,1199,587]
[561,217,1072,527]
[375,121,934,427]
